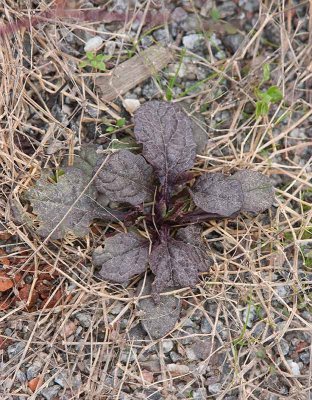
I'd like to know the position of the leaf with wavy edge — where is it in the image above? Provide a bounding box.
[93,232,149,283]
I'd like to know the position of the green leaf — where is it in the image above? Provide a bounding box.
[255,101,269,117]
[165,87,173,101]
[211,7,221,21]
[95,54,104,61]
[106,126,115,132]
[97,62,106,71]
[266,86,283,103]
[258,92,271,102]
[91,60,98,68]
[262,63,270,82]
[86,52,95,60]
[116,118,126,127]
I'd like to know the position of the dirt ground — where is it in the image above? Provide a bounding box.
[0,1,312,399]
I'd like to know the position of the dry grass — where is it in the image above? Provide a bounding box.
[0,1,312,399]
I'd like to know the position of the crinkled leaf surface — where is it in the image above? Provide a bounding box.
[134,101,196,183]
[230,170,274,213]
[150,238,204,296]
[93,232,149,283]
[94,150,154,206]
[176,225,212,272]
[191,173,243,217]
[27,167,112,239]
[137,275,181,339]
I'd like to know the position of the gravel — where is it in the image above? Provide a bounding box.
[41,385,60,400]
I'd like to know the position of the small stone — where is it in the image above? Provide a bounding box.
[16,370,27,383]
[123,98,141,114]
[140,35,153,48]
[75,312,91,328]
[27,359,43,380]
[299,351,310,364]
[200,318,212,333]
[84,36,104,52]
[170,351,182,363]
[153,29,169,43]
[41,385,60,400]
[209,383,222,395]
[276,285,291,299]
[280,338,289,356]
[192,388,208,400]
[7,342,26,358]
[167,363,189,375]
[223,34,244,53]
[286,360,300,376]
[182,34,205,51]
[142,369,154,383]
[120,348,137,363]
[54,372,68,388]
[172,7,188,23]
[162,340,174,353]
[104,40,116,56]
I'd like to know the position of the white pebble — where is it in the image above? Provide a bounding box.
[287,360,300,376]
[84,36,104,52]
[123,99,141,114]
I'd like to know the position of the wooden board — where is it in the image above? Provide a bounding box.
[95,45,173,102]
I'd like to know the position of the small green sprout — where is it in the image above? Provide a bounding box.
[211,7,221,21]
[254,64,283,118]
[79,52,110,71]
[106,118,126,133]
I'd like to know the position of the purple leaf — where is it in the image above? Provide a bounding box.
[137,275,181,339]
[94,150,154,206]
[133,101,196,184]
[93,232,149,283]
[27,167,114,239]
[176,225,212,272]
[230,170,274,213]
[190,173,243,217]
[149,238,201,296]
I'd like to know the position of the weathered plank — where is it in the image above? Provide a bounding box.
[95,45,173,102]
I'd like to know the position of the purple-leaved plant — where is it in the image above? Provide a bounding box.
[92,101,275,300]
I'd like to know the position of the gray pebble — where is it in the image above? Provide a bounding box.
[192,388,208,400]
[286,360,300,376]
[239,0,259,12]
[209,383,222,395]
[172,7,188,24]
[182,34,205,51]
[162,340,174,353]
[16,370,27,383]
[27,359,43,380]
[201,318,212,334]
[223,34,244,53]
[120,348,137,363]
[54,371,68,388]
[299,351,310,364]
[7,342,26,358]
[280,338,290,356]
[140,35,153,48]
[75,312,91,328]
[170,351,182,363]
[153,29,170,43]
[41,385,60,400]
